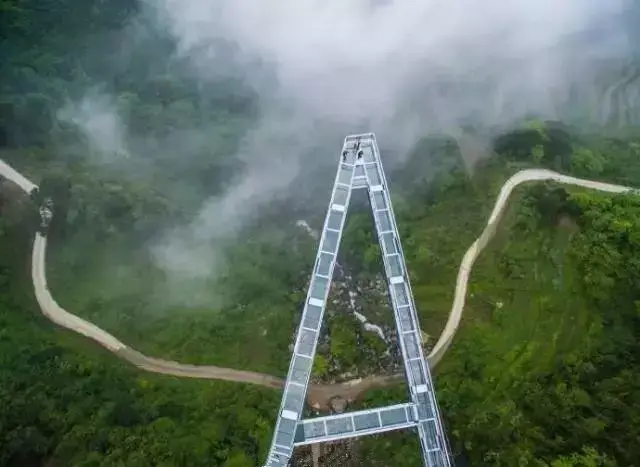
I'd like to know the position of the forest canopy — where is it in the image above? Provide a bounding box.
[2,0,640,466]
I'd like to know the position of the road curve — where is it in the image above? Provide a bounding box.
[32,235,285,389]
[32,236,127,352]
[0,160,37,194]
[427,168,635,366]
[1,160,636,398]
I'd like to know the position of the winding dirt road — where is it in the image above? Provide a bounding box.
[1,160,636,405]
[427,169,634,366]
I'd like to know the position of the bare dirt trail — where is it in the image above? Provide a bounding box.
[427,168,635,366]
[1,160,636,406]
[0,160,37,194]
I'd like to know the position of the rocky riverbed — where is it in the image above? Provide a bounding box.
[294,219,404,386]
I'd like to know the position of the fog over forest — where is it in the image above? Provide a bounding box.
[55,0,635,283]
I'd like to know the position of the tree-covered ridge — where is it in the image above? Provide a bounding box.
[1,0,256,202]
[433,185,640,466]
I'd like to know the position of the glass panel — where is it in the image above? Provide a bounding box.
[294,424,306,443]
[303,421,326,438]
[399,312,414,332]
[423,420,441,450]
[394,283,409,306]
[333,186,348,206]
[291,355,312,384]
[326,417,353,435]
[352,177,367,189]
[338,165,352,185]
[355,165,365,177]
[405,406,414,422]
[404,333,420,359]
[409,360,426,385]
[430,452,448,467]
[363,147,375,162]
[276,429,293,447]
[382,233,397,254]
[303,304,322,329]
[280,417,297,435]
[373,191,387,210]
[416,399,430,420]
[284,384,305,412]
[376,210,391,231]
[388,255,403,277]
[322,230,339,253]
[327,210,343,230]
[366,165,381,186]
[354,413,380,431]
[298,329,316,356]
[311,276,329,300]
[316,252,333,276]
[380,407,408,426]
[417,392,435,419]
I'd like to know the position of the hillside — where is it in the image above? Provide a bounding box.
[3,123,640,466]
[2,1,640,466]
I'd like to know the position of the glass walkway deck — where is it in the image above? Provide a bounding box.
[263,134,452,467]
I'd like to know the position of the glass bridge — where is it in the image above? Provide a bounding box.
[263,134,452,467]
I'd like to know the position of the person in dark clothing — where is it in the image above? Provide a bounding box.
[355,137,363,160]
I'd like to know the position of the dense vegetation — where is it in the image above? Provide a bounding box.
[0,209,280,467]
[354,125,640,466]
[2,1,640,466]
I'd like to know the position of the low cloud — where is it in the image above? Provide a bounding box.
[58,88,131,163]
[147,0,631,282]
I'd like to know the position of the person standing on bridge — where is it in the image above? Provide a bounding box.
[355,137,363,160]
